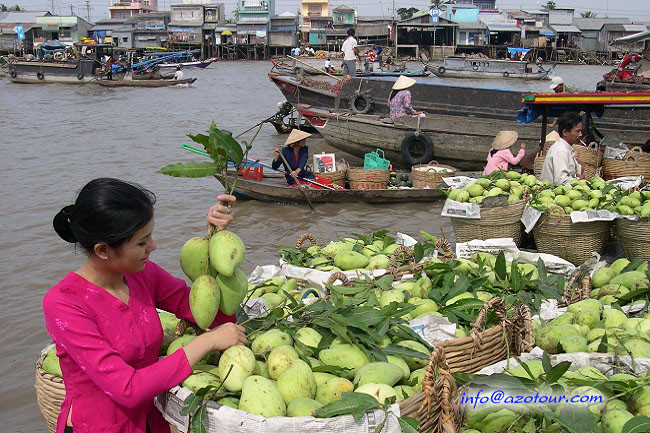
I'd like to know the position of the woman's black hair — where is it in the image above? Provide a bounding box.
[53,178,156,254]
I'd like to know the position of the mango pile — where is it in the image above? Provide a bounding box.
[590,258,649,305]
[529,177,612,213]
[179,230,247,329]
[462,360,650,433]
[609,186,650,218]
[447,171,538,205]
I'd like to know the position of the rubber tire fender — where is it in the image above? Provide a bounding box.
[401,132,434,165]
[10,70,17,79]
[351,92,374,114]
[37,72,44,80]
[472,64,480,71]
[503,71,510,78]
[438,66,446,74]
[77,73,84,80]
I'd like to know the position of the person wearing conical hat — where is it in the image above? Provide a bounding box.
[272,129,317,186]
[483,131,527,175]
[388,75,426,120]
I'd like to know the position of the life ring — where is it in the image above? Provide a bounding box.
[472,64,479,71]
[367,51,377,62]
[438,66,446,74]
[37,72,44,80]
[401,132,434,165]
[351,92,374,114]
[77,73,84,80]
[503,71,510,78]
[9,71,17,79]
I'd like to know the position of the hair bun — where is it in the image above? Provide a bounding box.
[53,205,77,243]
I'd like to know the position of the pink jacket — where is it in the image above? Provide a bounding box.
[43,261,235,433]
[483,148,525,175]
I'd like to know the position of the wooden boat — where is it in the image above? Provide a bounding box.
[8,58,98,84]
[159,57,217,69]
[214,173,444,204]
[339,69,431,78]
[298,93,650,171]
[430,58,552,80]
[96,77,196,87]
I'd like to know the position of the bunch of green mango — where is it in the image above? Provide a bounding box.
[463,360,650,433]
[590,258,649,305]
[179,230,247,330]
[175,325,431,418]
[609,186,650,218]
[529,176,616,213]
[41,347,62,378]
[247,276,312,310]
[447,171,541,205]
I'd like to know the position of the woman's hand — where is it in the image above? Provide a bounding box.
[274,146,280,161]
[204,322,248,351]
[207,194,236,233]
[520,142,526,150]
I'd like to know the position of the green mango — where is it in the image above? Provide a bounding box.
[603,309,627,329]
[466,184,484,197]
[218,345,256,392]
[321,242,353,258]
[313,372,338,387]
[355,383,398,404]
[315,377,354,405]
[393,385,416,401]
[167,335,195,356]
[217,396,239,408]
[610,271,648,289]
[286,398,322,417]
[209,230,245,277]
[611,258,631,275]
[318,344,369,377]
[42,354,62,377]
[251,329,293,357]
[379,289,405,307]
[333,250,369,270]
[239,375,286,417]
[189,275,220,330]
[261,293,283,310]
[179,237,216,282]
[408,368,426,391]
[601,410,634,433]
[267,345,300,380]
[386,355,410,380]
[629,386,650,413]
[476,408,518,433]
[366,254,390,270]
[592,267,615,288]
[353,362,403,387]
[567,298,603,315]
[396,340,430,370]
[575,310,600,330]
[182,372,221,394]
[277,359,317,404]
[216,267,248,316]
[294,327,322,357]
[253,360,270,379]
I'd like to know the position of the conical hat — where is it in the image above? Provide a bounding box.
[545,130,560,143]
[284,129,312,146]
[491,131,519,150]
[392,75,416,91]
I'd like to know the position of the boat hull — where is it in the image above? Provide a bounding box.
[214,174,443,204]
[431,70,548,80]
[8,59,97,84]
[96,78,197,87]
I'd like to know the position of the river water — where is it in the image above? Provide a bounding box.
[0,60,612,432]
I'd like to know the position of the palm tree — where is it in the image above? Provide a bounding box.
[581,11,597,18]
[543,1,556,10]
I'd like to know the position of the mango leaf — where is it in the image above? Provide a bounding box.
[495,252,508,280]
[544,361,571,385]
[553,406,600,433]
[370,348,388,362]
[597,332,609,353]
[158,162,218,178]
[375,275,394,291]
[312,364,350,374]
[383,344,429,360]
[413,243,424,264]
[622,416,650,433]
[192,405,207,433]
[314,392,381,420]
[398,416,420,433]
[542,352,552,376]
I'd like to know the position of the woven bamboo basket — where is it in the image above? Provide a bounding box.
[35,346,66,433]
[411,161,458,189]
[532,207,611,265]
[317,159,348,188]
[616,219,650,261]
[347,167,390,190]
[168,347,462,433]
[558,273,592,307]
[602,146,650,180]
[387,240,455,280]
[433,297,534,374]
[450,199,527,246]
[573,142,601,180]
[534,152,545,179]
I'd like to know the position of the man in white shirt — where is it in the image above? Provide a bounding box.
[540,111,583,185]
[341,28,358,77]
[174,65,184,80]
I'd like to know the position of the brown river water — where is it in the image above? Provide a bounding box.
[0,60,612,431]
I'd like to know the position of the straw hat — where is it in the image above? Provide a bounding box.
[545,130,560,143]
[549,76,564,90]
[491,131,519,150]
[392,75,416,91]
[284,129,312,146]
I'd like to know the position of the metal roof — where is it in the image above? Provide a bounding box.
[0,11,51,24]
[456,21,486,30]
[550,24,581,33]
[573,18,629,31]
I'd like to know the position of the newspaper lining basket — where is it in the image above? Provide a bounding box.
[411,160,458,189]
[616,218,650,261]
[168,347,463,433]
[433,297,534,374]
[347,167,390,190]
[532,208,610,265]
[35,347,66,433]
[573,142,601,180]
[450,200,526,246]
[602,146,650,180]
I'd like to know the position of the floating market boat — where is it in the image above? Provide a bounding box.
[96,77,196,88]
[159,57,217,69]
[604,30,650,91]
[214,173,443,204]
[430,58,553,80]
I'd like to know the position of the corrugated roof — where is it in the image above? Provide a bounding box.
[357,16,391,22]
[456,20,486,30]
[0,10,51,24]
[550,24,581,33]
[623,24,648,32]
[487,23,520,32]
[333,5,354,12]
[574,18,629,31]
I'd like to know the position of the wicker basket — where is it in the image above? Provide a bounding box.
[434,297,534,374]
[602,146,650,180]
[35,346,66,433]
[411,161,458,189]
[347,167,390,190]
[450,200,527,246]
[573,142,601,180]
[388,240,455,280]
[558,273,592,307]
[616,218,650,261]
[168,347,462,433]
[532,208,611,265]
[534,152,545,179]
[316,159,348,188]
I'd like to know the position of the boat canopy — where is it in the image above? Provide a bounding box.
[612,30,650,44]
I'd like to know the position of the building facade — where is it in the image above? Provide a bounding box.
[33,16,93,47]
[300,0,328,34]
[236,0,274,44]
[269,12,297,47]
[109,0,158,20]
[168,4,204,46]
[0,11,52,54]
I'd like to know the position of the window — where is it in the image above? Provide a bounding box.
[308,4,322,15]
